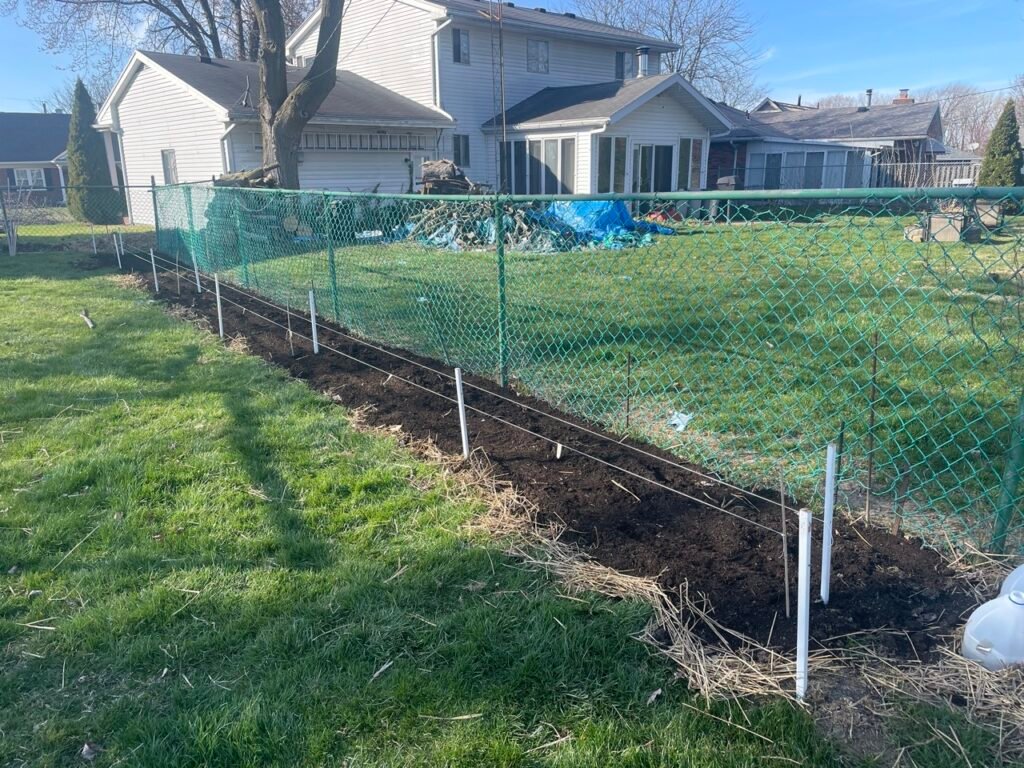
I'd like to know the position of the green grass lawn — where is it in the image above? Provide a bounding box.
[0,253,849,766]
[157,192,1024,551]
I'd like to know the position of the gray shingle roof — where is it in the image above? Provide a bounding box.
[483,74,675,127]
[140,51,451,126]
[426,0,674,48]
[717,100,942,143]
[0,112,71,164]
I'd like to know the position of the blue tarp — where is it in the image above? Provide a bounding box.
[541,200,674,240]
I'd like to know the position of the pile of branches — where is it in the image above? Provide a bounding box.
[214,164,280,188]
[406,201,549,250]
[420,160,489,195]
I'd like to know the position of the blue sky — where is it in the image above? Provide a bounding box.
[2,0,1023,112]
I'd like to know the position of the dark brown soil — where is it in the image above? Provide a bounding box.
[121,257,977,657]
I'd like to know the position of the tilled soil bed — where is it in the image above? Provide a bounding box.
[123,258,977,657]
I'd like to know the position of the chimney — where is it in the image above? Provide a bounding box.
[636,46,650,78]
[866,88,873,108]
[42,102,48,114]
[892,88,914,105]
[797,94,802,106]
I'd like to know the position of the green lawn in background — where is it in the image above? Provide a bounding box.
[0,253,849,767]
[173,206,1024,548]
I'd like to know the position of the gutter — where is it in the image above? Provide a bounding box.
[482,118,610,132]
[220,122,239,174]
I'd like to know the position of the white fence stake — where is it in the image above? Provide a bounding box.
[821,442,838,605]
[308,289,319,354]
[214,273,224,338]
[455,367,470,459]
[117,232,125,259]
[191,252,202,294]
[796,508,812,701]
[90,225,96,255]
[114,233,122,269]
[150,248,159,293]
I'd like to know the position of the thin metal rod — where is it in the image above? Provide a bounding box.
[781,469,791,619]
[455,367,470,459]
[149,248,159,292]
[796,508,812,701]
[113,233,122,269]
[214,273,224,339]
[625,350,632,429]
[821,442,838,605]
[191,251,202,293]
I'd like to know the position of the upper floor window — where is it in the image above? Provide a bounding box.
[452,28,470,64]
[527,39,549,73]
[614,51,634,80]
[14,168,46,189]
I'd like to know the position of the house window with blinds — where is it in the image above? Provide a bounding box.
[452,28,470,64]
[499,138,575,194]
[676,138,704,190]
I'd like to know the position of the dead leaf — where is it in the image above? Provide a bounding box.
[646,688,662,705]
[80,742,102,761]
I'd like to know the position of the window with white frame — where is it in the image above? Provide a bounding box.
[453,134,471,167]
[596,136,627,193]
[499,137,574,194]
[452,28,470,64]
[161,150,178,185]
[527,39,549,73]
[14,168,46,189]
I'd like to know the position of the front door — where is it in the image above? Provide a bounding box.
[631,143,675,193]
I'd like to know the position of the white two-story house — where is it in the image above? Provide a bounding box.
[96,0,730,220]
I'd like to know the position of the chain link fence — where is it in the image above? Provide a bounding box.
[1,184,160,256]
[7,182,1022,554]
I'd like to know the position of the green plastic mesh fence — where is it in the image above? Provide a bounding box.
[147,184,1024,554]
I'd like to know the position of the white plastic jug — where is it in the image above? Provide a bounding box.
[998,563,1024,597]
[962,591,1024,671]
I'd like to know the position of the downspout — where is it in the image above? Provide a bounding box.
[220,122,239,174]
[431,18,454,111]
[55,162,67,204]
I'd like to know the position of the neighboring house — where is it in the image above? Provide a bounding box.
[709,90,955,190]
[0,112,71,204]
[98,0,729,220]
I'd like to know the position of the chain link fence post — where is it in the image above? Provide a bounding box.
[324,192,341,323]
[494,195,509,389]
[993,394,1024,552]
[150,175,160,248]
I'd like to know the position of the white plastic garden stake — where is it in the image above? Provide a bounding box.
[214,273,224,338]
[90,225,96,255]
[118,232,125,259]
[149,248,159,293]
[114,233,122,269]
[455,367,470,459]
[820,442,838,604]
[308,289,319,354]
[191,252,202,293]
[796,508,812,700]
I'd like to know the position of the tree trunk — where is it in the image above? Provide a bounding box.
[252,0,344,188]
[232,0,247,59]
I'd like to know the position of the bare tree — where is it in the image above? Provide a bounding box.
[573,0,763,107]
[1,0,316,81]
[251,0,343,187]
[916,83,1002,152]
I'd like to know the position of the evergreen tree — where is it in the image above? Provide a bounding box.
[66,79,123,223]
[978,101,1023,188]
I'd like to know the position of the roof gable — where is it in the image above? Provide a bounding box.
[103,50,451,129]
[0,112,71,164]
[483,73,728,131]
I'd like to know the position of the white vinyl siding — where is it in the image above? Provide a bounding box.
[116,63,226,222]
[230,126,440,194]
[291,0,436,106]
[440,22,669,188]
